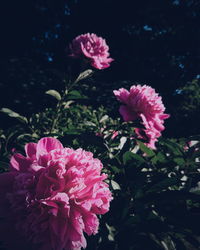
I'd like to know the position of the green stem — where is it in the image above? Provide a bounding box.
[50,86,68,134]
[49,67,91,134]
[49,75,80,134]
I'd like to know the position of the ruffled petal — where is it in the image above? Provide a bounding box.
[36,137,63,157]
[119,105,137,121]
[25,142,37,158]
[113,88,130,103]
[10,153,32,171]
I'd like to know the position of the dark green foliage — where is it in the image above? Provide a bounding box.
[0,0,200,136]
[0,86,200,249]
[170,79,200,137]
[0,1,200,249]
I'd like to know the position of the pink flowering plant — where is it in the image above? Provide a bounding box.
[114,85,170,149]
[0,33,200,250]
[0,137,112,250]
[69,33,114,70]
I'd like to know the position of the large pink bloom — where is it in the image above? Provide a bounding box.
[114,85,170,149]
[0,137,112,250]
[69,33,114,69]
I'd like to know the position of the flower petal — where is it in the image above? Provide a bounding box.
[10,153,32,171]
[36,137,63,157]
[25,142,37,158]
[119,105,137,121]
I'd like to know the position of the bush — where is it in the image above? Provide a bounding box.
[0,33,200,250]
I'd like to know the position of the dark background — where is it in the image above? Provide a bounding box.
[0,0,200,137]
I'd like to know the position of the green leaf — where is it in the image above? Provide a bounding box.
[111,180,121,190]
[45,90,61,101]
[0,161,9,171]
[105,223,115,242]
[151,152,166,164]
[84,121,96,127]
[110,165,121,174]
[118,136,127,150]
[63,128,81,135]
[63,100,74,108]
[137,141,155,157]
[161,139,183,156]
[173,157,185,166]
[16,133,35,140]
[75,69,93,83]
[148,177,179,193]
[0,108,28,124]
[99,115,109,123]
[67,90,87,100]
[123,151,145,165]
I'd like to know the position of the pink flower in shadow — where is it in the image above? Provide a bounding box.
[69,33,114,69]
[0,137,112,250]
[114,85,170,149]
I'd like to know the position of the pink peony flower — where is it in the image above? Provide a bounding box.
[69,33,114,69]
[0,137,112,250]
[113,85,170,149]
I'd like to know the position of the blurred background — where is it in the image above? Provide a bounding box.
[0,0,199,137]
